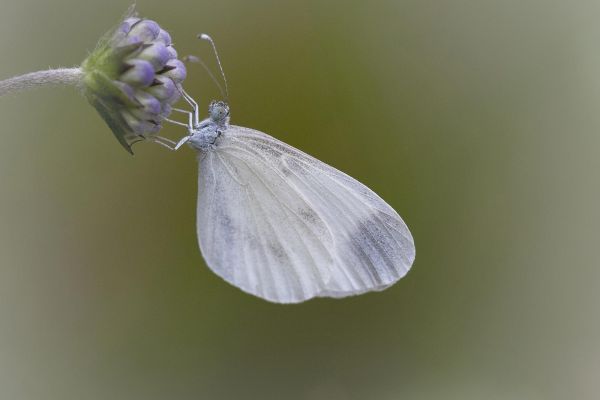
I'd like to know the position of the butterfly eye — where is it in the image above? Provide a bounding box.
[209,101,230,123]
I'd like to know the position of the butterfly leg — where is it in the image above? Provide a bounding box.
[174,135,190,150]
[151,136,177,150]
[163,87,198,129]
[171,107,194,129]
[154,88,199,151]
[167,108,195,149]
[151,134,191,151]
[164,116,189,128]
[179,88,200,127]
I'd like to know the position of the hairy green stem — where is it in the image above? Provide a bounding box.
[0,68,83,96]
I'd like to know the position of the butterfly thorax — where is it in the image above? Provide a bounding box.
[188,100,230,151]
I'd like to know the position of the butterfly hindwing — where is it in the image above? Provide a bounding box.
[196,125,415,303]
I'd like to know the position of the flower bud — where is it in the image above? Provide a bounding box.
[129,20,160,41]
[137,43,171,70]
[162,59,187,83]
[147,75,176,100]
[120,59,155,87]
[157,30,172,46]
[81,10,186,153]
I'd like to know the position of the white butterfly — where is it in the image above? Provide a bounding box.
[156,35,415,303]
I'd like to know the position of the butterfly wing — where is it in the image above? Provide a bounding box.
[196,125,415,303]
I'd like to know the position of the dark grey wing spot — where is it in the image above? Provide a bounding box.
[340,213,413,287]
[267,241,289,264]
[298,207,320,225]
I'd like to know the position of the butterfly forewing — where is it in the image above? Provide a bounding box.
[197,125,415,303]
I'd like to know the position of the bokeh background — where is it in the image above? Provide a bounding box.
[1,0,599,399]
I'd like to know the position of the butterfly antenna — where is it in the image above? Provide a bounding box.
[183,55,226,100]
[198,33,229,101]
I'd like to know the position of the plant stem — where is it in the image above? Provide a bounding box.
[0,68,83,97]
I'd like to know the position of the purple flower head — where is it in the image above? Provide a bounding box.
[81,9,186,153]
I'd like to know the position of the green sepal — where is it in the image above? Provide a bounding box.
[83,70,140,153]
[84,70,139,108]
[90,95,136,154]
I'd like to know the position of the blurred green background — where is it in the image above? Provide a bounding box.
[1,0,599,399]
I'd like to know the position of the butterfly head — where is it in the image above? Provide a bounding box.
[209,100,230,127]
